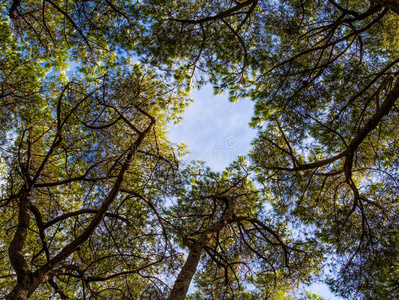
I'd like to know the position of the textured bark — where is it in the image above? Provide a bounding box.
[167,196,236,300]
[6,191,32,300]
[167,240,209,300]
[5,272,46,300]
[5,282,30,300]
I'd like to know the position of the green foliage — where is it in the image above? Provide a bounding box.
[137,0,399,298]
[167,162,321,298]
[0,22,190,296]
[2,0,399,299]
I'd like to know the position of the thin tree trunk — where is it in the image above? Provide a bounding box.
[168,196,236,300]
[167,241,207,300]
[6,191,33,300]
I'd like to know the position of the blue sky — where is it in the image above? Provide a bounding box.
[168,85,343,300]
[168,85,255,171]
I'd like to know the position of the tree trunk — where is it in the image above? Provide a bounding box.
[168,196,236,300]
[167,241,206,300]
[5,282,30,300]
[6,191,34,300]
[5,272,45,300]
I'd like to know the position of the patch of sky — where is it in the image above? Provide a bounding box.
[61,58,342,300]
[168,85,256,172]
[168,84,344,300]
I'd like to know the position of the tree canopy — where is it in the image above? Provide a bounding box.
[1,0,399,299]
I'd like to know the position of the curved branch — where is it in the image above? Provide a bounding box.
[169,0,257,24]
[44,209,130,229]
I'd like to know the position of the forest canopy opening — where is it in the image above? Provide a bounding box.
[1,0,399,299]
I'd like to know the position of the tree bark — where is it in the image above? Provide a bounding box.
[167,239,209,300]
[6,191,33,300]
[167,196,236,300]
[5,272,46,300]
